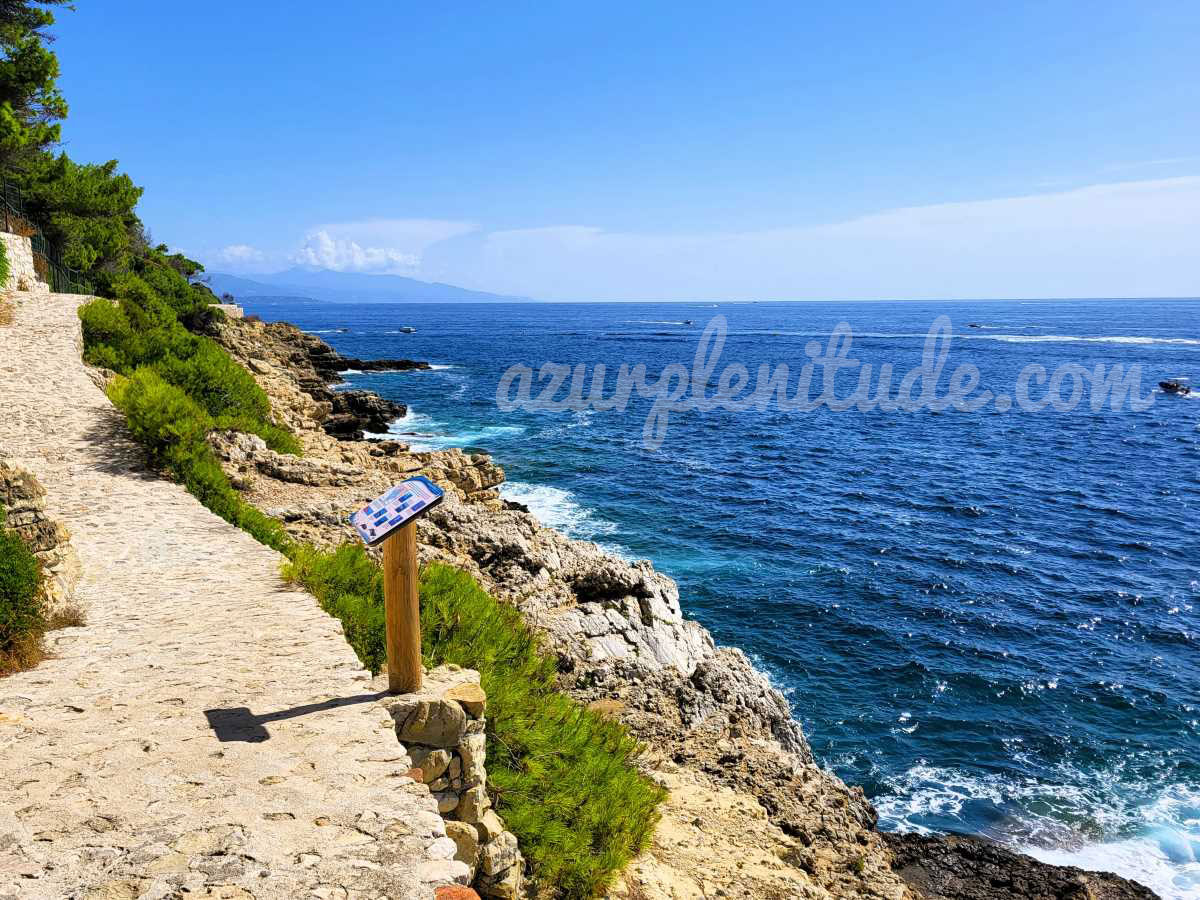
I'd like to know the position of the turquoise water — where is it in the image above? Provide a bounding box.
[246,298,1200,897]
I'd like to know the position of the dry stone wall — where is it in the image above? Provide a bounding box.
[0,458,80,621]
[381,667,526,899]
[0,233,48,294]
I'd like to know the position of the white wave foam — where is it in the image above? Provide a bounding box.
[1024,836,1199,899]
[877,764,1200,898]
[363,407,435,441]
[340,368,363,375]
[365,407,525,451]
[499,481,617,540]
[427,364,456,370]
[748,652,796,697]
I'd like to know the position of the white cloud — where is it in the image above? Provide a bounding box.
[291,218,479,273]
[456,176,1200,300]
[213,243,267,266]
[293,230,420,272]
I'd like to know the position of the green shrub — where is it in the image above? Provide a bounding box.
[0,238,9,287]
[80,288,296,455]
[11,154,143,282]
[0,504,45,675]
[284,549,665,898]
[107,370,291,554]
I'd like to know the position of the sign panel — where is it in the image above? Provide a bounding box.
[350,475,445,547]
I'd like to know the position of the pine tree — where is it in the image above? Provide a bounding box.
[0,1,71,171]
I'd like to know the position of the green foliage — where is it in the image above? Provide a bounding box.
[79,279,297,453]
[282,544,387,672]
[0,150,146,288]
[12,154,144,279]
[284,549,665,898]
[0,235,8,285]
[105,370,291,553]
[0,1,71,169]
[0,501,45,673]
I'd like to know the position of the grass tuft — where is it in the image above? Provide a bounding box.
[284,546,665,898]
[0,504,46,676]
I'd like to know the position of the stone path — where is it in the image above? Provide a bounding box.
[0,292,463,899]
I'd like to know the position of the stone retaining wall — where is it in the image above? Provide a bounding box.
[0,458,80,621]
[381,667,525,899]
[0,232,49,294]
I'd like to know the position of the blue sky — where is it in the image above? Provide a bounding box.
[52,1,1200,300]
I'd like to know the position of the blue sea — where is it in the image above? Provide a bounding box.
[243,297,1200,898]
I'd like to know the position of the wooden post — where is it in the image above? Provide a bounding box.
[383,521,422,694]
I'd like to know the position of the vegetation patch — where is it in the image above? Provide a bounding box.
[78,252,297,553]
[0,503,45,675]
[105,368,291,553]
[285,545,665,898]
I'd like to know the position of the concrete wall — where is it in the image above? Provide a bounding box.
[1,232,49,294]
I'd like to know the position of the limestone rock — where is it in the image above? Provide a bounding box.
[207,430,366,487]
[455,784,489,824]
[474,810,505,843]
[459,732,486,788]
[477,852,523,900]
[587,698,625,719]
[410,747,452,783]
[886,832,1157,900]
[389,692,466,747]
[445,820,481,875]
[445,682,487,717]
[325,390,406,440]
[0,460,81,623]
[479,830,520,877]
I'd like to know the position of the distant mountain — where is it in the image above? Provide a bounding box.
[203,268,525,303]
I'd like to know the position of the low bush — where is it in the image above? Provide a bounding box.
[0,504,45,675]
[284,548,665,898]
[80,290,297,454]
[107,370,291,553]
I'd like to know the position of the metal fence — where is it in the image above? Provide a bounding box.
[0,178,93,295]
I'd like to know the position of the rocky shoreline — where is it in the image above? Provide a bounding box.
[209,314,1157,900]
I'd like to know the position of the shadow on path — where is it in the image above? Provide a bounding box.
[204,692,387,742]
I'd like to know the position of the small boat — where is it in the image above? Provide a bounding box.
[1159,379,1191,395]
[967,323,983,328]
[398,326,416,333]
[336,327,350,333]
[683,319,694,325]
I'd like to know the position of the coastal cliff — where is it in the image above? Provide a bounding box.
[210,315,1156,900]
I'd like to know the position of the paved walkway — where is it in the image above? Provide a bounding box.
[0,292,460,899]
